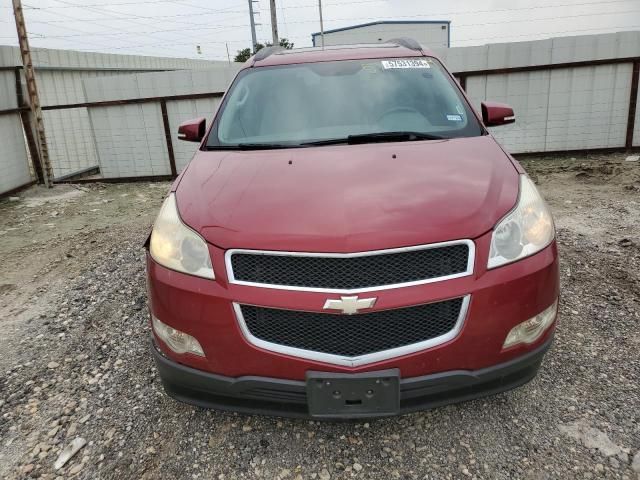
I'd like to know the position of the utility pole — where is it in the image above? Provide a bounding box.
[248,0,258,53]
[12,0,53,188]
[269,0,279,46]
[318,0,325,49]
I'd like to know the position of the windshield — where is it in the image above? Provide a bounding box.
[207,57,483,149]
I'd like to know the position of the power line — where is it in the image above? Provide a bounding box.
[24,0,232,58]
[2,21,249,40]
[13,0,640,38]
[12,3,637,40]
[6,0,639,61]
[13,0,635,30]
[22,0,241,9]
[15,9,247,25]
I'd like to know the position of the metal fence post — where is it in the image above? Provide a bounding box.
[160,99,178,177]
[625,60,639,149]
[14,67,44,184]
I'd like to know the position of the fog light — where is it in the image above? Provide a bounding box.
[503,300,558,349]
[152,315,204,357]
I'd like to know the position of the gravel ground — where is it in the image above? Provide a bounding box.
[0,152,639,480]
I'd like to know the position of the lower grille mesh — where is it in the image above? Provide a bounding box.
[240,298,464,357]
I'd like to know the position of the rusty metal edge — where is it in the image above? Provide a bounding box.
[625,60,640,149]
[54,175,174,185]
[53,166,100,182]
[160,99,178,177]
[513,146,640,158]
[0,56,639,117]
[0,180,36,200]
[451,56,640,77]
[0,92,223,116]
[14,67,44,184]
[40,92,223,111]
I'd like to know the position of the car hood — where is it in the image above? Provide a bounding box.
[175,135,519,252]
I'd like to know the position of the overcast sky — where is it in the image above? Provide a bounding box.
[0,0,639,61]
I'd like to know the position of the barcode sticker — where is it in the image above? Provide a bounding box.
[381,59,430,69]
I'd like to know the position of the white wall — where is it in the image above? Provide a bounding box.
[2,31,639,191]
[436,31,640,153]
[314,22,449,48]
[80,30,640,181]
[0,45,225,71]
[0,68,31,195]
[0,45,229,187]
[89,103,169,178]
[83,66,240,178]
[0,113,31,194]
[166,97,222,171]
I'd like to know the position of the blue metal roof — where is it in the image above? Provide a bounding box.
[311,20,451,48]
[311,20,450,38]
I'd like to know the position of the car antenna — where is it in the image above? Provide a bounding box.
[386,37,424,53]
[252,46,285,66]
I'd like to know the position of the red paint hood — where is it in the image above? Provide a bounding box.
[175,136,519,252]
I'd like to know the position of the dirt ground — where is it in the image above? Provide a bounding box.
[0,152,639,480]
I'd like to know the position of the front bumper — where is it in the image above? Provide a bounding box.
[152,337,552,419]
[147,232,559,380]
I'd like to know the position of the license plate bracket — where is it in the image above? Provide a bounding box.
[306,369,400,418]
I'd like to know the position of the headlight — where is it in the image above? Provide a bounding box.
[503,300,558,348]
[488,175,554,269]
[152,315,204,356]
[150,193,214,279]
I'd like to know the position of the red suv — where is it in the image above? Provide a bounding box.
[146,39,559,419]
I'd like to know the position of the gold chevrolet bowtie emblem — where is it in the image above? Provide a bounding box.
[322,295,377,315]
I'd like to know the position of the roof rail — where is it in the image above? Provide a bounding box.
[386,37,423,52]
[252,46,285,64]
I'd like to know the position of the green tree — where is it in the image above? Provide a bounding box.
[234,38,294,63]
[233,48,253,63]
[277,38,294,49]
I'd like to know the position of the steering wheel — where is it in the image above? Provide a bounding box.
[376,106,424,123]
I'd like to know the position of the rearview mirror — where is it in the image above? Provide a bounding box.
[481,102,515,127]
[178,117,206,142]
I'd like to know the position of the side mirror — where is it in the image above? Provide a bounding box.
[481,102,515,127]
[178,117,206,142]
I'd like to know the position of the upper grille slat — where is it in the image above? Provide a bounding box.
[229,242,471,291]
[240,298,464,358]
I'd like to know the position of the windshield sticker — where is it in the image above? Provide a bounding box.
[446,114,463,122]
[361,64,379,75]
[455,104,464,115]
[381,59,430,69]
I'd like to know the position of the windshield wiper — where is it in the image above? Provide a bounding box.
[206,132,446,150]
[302,131,445,146]
[205,143,300,151]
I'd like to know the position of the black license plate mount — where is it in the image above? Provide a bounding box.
[306,369,400,418]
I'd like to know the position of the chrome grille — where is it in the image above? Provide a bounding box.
[227,241,473,293]
[235,296,468,366]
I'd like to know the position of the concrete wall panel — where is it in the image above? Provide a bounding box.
[83,67,238,178]
[550,31,640,64]
[3,31,639,186]
[44,108,99,178]
[0,114,31,195]
[166,96,222,172]
[435,45,488,73]
[467,71,551,153]
[89,103,169,178]
[0,70,16,111]
[545,64,632,150]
